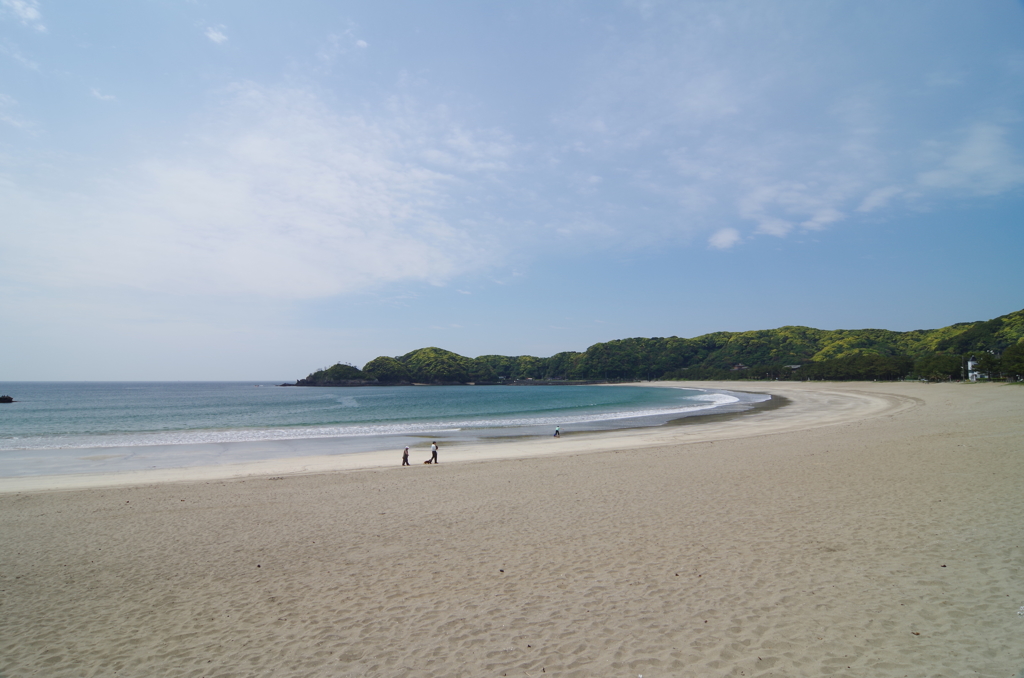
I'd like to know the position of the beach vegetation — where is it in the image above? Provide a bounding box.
[362,356,412,384]
[912,354,964,381]
[1000,341,1024,380]
[975,352,1003,379]
[291,307,1024,385]
[296,362,369,385]
[398,347,497,384]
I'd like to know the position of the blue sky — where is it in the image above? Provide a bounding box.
[2,1,1023,380]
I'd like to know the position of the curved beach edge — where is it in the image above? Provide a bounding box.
[3,381,1024,677]
[0,380,922,494]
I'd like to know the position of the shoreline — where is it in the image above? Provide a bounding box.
[1,381,908,494]
[0,382,747,476]
[664,388,790,427]
[3,380,1021,676]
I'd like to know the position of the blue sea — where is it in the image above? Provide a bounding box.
[0,382,768,477]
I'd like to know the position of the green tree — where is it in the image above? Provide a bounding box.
[292,307,1024,386]
[300,362,367,384]
[913,354,963,381]
[1001,341,1024,379]
[399,347,495,383]
[976,352,1002,379]
[936,318,1007,354]
[475,355,546,380]
[362,356,411,383]
[542,351,584,380]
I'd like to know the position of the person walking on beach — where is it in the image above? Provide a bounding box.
[429,441,438,464]
[402,446,410,466]
[554,426,560,438]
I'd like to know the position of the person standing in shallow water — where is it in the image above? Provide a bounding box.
[402,446,410,466]
[554,426,560,438]
[429,441,438,464]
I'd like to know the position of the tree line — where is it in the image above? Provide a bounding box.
[293,308,1024,385]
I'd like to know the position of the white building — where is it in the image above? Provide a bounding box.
[967,355,983,382]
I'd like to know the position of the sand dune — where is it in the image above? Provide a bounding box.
[1,381,1022,677]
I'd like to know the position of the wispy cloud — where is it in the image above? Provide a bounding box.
[708,227,741,250]
[317,26,368,65]
[205,26,228,44]
[918,123,1024,196]
[1,0,45,31]
[857,186,903,213]
[554,2,1024,248]
[0,41,39,69]
[0,84,515,300]
[2,1,1022,316]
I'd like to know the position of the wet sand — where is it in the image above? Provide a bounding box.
[1,381,1022,677]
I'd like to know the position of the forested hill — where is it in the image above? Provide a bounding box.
[294,307,1024,385]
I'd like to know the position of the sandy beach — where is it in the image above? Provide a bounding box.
[1,381,1022,677]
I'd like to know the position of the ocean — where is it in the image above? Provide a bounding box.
[0,382,768,477]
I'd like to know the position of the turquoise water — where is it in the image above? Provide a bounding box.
[0,382,767,476]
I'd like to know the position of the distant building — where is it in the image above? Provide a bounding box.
[967,355,981,382]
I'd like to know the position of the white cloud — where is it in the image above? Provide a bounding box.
[857,186,902,212]
[1,0,45,31]
[205,26,228,44]
[736,181,846,237]
[708,227,741,249]
[754,218,793,238]
[91,88,115,101]
[801,207,843,231]
[318,28,368,65]
[556,2,1024,249]
[0,85,516,300]
[917,123,1024,196]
